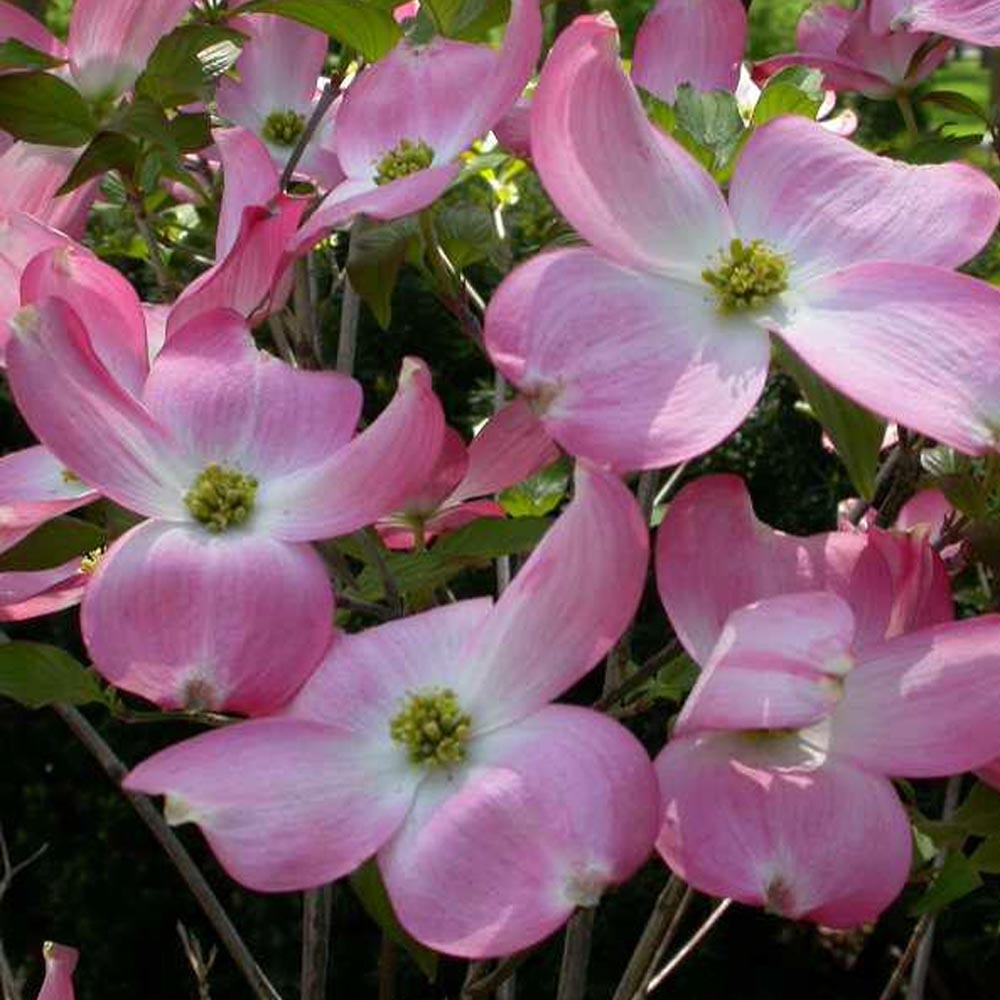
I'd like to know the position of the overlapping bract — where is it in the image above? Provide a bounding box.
[654,477,1000,924]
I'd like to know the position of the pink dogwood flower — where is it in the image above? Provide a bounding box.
[654,475,1000,925]
[376,398,559,549]
[631,0,747,103]
[125,465,658,957]
[869,0,1000,47]
[757,2,951,98]
[485,14,1000,472]
[293,0,542,251]
[217,15,343,187]
[6,266,444,712]
[36,943,77,1000]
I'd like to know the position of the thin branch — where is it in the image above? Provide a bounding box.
[293,259,322,367]
[178,922,217,1000]
[52,704,283,1000]
[280,83,339,191]
[555,908,596,1000]
[0,827,47,1000]
[300,886,334,1000]
[462,951,536,998]
[356,529,402,617]
[123,178,176,296]
[902,775,964,1000]
[337,279,361,376]
[646,897,732,993]
[494,371,511,595]
[878,914,934,1000]
[633,886,695,998]
[594,641,679,713]
[377,937,397,1000]
[612,876,687,1000]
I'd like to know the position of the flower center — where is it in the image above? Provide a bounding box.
[389,687,472,768]
[261,109,306,147]
[184,464,258,533]
[373,138,434,186]
[80,547,105,574]
[702,238,789,313]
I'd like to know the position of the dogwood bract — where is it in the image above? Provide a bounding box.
[126,465,658,957]
[485,13,1000,472]
[654,475,1000,924]
[6,277,444,712]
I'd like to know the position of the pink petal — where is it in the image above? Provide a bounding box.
[259,357,445,542]
[125,717,419,891]
[797,2,853,52]
[731,116,1000,281]
[676,592,856,737]
[530,13,732,275]
[0,3,66,59]
[167,194,308,337]
[83,520,333,714]
[380,705,659,957]
[334,0,540,178]
[897,488,953,536]
[36,943,78,1000]
[0,557,83,606]
[22,246,149,397]
[396,426,469,516]
[977,758,1000,793]
[0,144,92,230]
[68,0,192,99]
[632,0,747,103]
[6,298,190,518]
[836,10,949,87]
[870,0,1000,46]
[217,15,326,129]
[777,263,1000,455]
[213,128,280,260]
[292,165,460,254]
[753,52,899,97]
[655,731,912,926]
[450,397,560,503]
[377,500,505,550]
[494,96,532,158]
[142,302,169,363]
[460,463,648,730]
[0,579,86,621]
[283,599,495,728]
[656,475,897,664]
[0,445,96,529]
[142,310,362,481]
[831,615,1000,777]
[485,248,769,471]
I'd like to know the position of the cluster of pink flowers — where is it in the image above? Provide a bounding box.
[8,0,1000,986]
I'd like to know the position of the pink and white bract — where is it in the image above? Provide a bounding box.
[293,0,542,251]
[869,0,1000,46]
[125,465,659,957]
[376,397,559,550]
[654,475,1000,925]
[485,14,1000,472]
[6,270,444,712]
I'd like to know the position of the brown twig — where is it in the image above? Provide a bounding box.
[555,908,596,1000]
[280,83,340,191]
[646,897,732,993]
[300,886,334,1000]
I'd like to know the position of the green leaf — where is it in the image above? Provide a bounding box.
[168,111,213,152]
[353,517,550,600]
[0,71,96,146]
[0,517,104,572]
[641,652,699,705]
[904,130,981,165]
[349,860,438,980]
[110,95,179,157]
[0,38,65,72]
[434,515,550,559]
[0,642,103,709]
[423,0,508,38]
[949,782,1000,837]
[137,24,244,107]
[753,66,825,125]
[672,85,746,175]
[500,457,570,517]
[56,131,138,195]
[910,852,982,916]
[971,835,1000,874]
[346,216,419,329]
[776,342,885,500]
[921,90,990,123]
[232,0,402,61]
[435,202,507,270]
